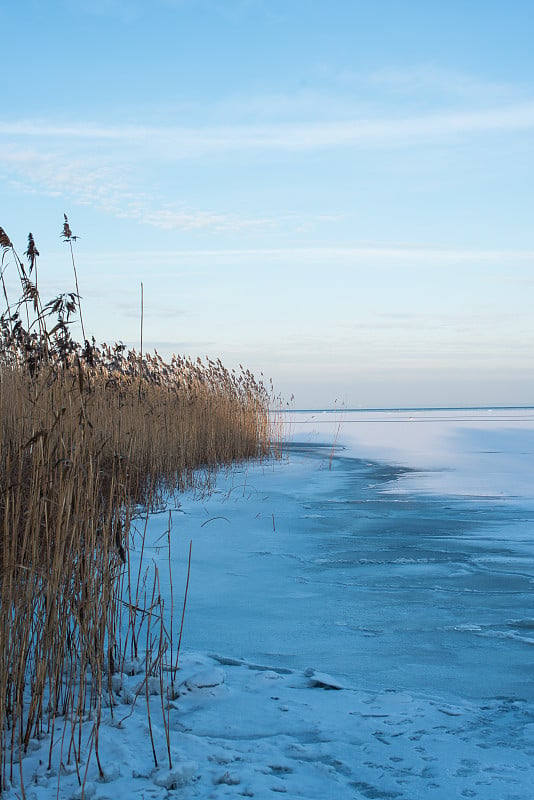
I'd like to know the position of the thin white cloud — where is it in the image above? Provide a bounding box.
[3,99,534,235]
[86,245,534,264]
[139,208,272,232]
[2,102,534,156]
[0,122,150,140]
[0,146,269,233]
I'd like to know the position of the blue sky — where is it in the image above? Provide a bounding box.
[1,0,533,408]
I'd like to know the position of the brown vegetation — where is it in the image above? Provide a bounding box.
[0,220,274,794]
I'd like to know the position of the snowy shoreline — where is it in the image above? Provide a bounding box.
[11,647,534,799]
[6,408,534,798]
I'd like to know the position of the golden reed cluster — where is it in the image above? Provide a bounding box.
[0,221,275,794]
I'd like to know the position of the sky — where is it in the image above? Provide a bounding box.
[1,0,533,409]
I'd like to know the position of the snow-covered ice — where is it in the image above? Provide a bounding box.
[7,407,534,799]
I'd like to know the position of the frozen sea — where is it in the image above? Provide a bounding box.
[9,407,534,799]
[173,407,534,703]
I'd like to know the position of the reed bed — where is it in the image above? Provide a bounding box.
[0,222,274,796]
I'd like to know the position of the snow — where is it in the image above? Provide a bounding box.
[6,407,534,799]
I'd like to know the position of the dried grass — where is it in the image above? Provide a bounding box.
[0,222,276,795]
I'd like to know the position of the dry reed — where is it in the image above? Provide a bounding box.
[0,222,274,795]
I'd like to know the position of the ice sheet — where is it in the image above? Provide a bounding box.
[156,415,534,702]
